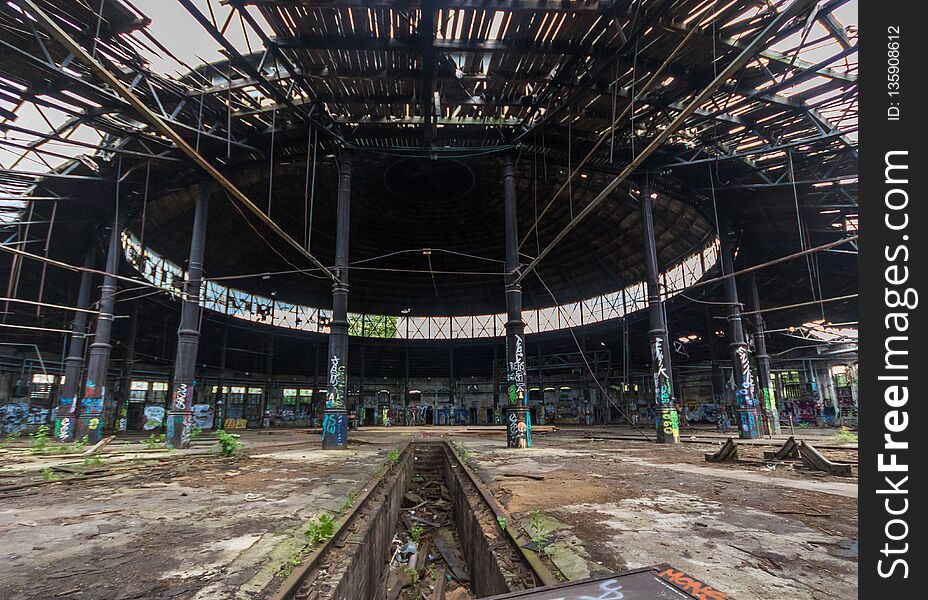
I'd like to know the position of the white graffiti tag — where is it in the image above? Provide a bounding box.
[548,578,625,600]
[174,383,190,410]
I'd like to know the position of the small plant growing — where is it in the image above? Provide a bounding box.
[216,429,244,456]
[496,515,508,530]
[82,455,106,468]
[426,563,437,580]
[451,441,472,462]
[191,428,203,441]
[340,489,359,512]
[387,448,401,463]
[412,473,424,483]
[29,425,51,454]
[834,426,858,443]
[410,524,424,543]
[305,513,337,545]
[143,433,166,449]
[528,509,547,545]
[403,567,419,585]
[41,467,60,481]
[798,421,811,429]
[280,549,303,577]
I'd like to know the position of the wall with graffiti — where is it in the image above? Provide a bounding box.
[123,231,720,340]
[0,402,49,435]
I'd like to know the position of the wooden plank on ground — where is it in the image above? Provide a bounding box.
[432,533,469,582]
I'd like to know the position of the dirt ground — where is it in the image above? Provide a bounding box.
[452,426,858,600]
[0,426,857,600]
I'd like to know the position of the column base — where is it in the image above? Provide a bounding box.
[504,405,532,448]
[655,406,680,443]
[737,408,763,439]
[322,408,349,449]
[75,397,104,444]
[165,410,193,449]
[763,407,782,436]
[55,397,77,442]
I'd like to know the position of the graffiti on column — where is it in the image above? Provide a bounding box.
[507,333,526,405]
[734,346,756,408]
[507,410,528,449]
[55,397,75,441]
[734,345,760,438]
[181,414,192,447]
[761,386,775,411]
[80,396,103,415]
[326,355,346,409]
[652,337,679,442]
[174,382,192,410]
[322,411,347,447]
[652,337,671,407]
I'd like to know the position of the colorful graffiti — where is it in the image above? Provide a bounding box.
[651,337,679,443]
[174,382,193,410]
[322,411,348,448]
[143,405,165,430]
[55,396,76,441]
[0,403,49,435]
[657,567,728,600]
[507,333,527,405]
[506,408,531,449]
[734,345,761,438]
[192,404,214,429]
[326,355,346,409]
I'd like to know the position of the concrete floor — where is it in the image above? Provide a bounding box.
[0,426,857,599]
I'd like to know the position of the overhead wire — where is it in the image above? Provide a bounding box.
[534,269,654,441]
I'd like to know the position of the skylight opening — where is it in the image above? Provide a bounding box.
[487,10,505,41]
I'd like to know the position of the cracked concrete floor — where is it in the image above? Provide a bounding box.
[0,426,856,600]
[455,428,857,600]
[0,430,398,600]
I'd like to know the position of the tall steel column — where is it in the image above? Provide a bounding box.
[166,189,209,449]
[115,301,139,431]
[262,335,274,429]
[215,325,228,430]
[503,155,530,448]
[76,209,122,443]
[719,231,762,439]
[54,246,95,442]
[747,273,781,435]
[322,152,351,449]
[639,180,679,443]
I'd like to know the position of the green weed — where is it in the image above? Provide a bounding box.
[305,513,338,545]
[29,425,50,454]
[216,429,245,456]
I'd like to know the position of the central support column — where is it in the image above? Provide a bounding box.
[115,300,139,431]
[747,273,781,435]
[166,188,209,449]
[639,180,679,443]
[502,155,531,448]
[55,246,95,442]
[322,152,351,449]
[76,209,122,444]
[720,230,762,439]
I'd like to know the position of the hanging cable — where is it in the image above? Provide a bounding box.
[535,270,654,441]
[305,125,317,251]
[788,148,819,307]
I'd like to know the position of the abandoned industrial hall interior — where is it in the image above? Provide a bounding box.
[0,0,858,598]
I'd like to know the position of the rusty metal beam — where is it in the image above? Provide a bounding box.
[20,0,337,282]
[514,0,817,284]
